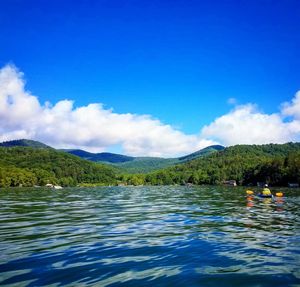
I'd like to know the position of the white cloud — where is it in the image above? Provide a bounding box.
[0,64,299,157]
[0,64,216,157]
[281,91,300,120]
[201,100,300,146]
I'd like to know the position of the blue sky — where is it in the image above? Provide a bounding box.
[0,0,299,156]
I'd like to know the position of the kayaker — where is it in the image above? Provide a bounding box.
[261,184,272,196]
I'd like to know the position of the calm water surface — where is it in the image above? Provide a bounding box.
[0,186,299,286]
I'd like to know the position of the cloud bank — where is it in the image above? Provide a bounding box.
[201,100,300,146]
[0,64,215,156]
[0,64,299,156]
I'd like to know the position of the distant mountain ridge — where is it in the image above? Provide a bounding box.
[66,145,225,164]
[0,139,225,173]
[65,145,225,173]
[1,139,299,187]
[0,139,51,149]
[178,145,225,162]
[141,142,300,186]
[64,149,135,163]
[0,145,117,188]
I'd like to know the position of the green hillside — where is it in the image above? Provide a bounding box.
[0,147,117,187]
[65,149,134,163]
[0,139,51,149]
[115,157,177,173]
[115,145,225,173]
[1,140,299,188]
[122,143,300,186]
[0,140,225,178]
[66,145,225,173]
[178,145,224,162]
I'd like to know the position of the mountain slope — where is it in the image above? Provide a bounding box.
[1,140,298,187]
[178,145,224,162]
[0,139,225,174]
[115,157,178,173]
[0,139,51,149]
[65,149,134,163]
[0,146,117,187]
[139,142,300,186]
[65,145,225,173]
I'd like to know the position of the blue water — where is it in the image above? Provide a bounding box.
[0,186,299,286]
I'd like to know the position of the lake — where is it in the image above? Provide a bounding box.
[0,186,299,286]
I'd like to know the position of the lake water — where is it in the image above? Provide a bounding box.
[0,186,299,287]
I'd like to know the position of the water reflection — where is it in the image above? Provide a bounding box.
[275,197,285,212]
[246,195,254,208]
[0,186,299,286]
[246,193,285,212]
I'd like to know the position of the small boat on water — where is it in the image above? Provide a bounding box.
[246,190,283,198]
[257,194,273,198]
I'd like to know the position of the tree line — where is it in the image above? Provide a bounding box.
[119,143,300,186]
[0,147,117,187]
[0,143,300,188]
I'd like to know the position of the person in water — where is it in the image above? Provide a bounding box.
[262,184,272,196]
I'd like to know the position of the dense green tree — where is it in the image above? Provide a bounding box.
[122,143,300,187]
[0,147,117,187]
[1,143,300,188]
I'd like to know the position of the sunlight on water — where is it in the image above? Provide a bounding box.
[0,186,299,286]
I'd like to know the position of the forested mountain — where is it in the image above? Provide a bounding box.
[115,157,177,173]
[0,147,117,187]
[178,145,224,162]
[66,145,225,173]
[0,139,51,149]
[1,139,225,173]
[123,143,300,186]
[1,140,299,188]
[65,150,134,163]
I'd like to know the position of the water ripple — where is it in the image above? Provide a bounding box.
[0,186,299,286]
